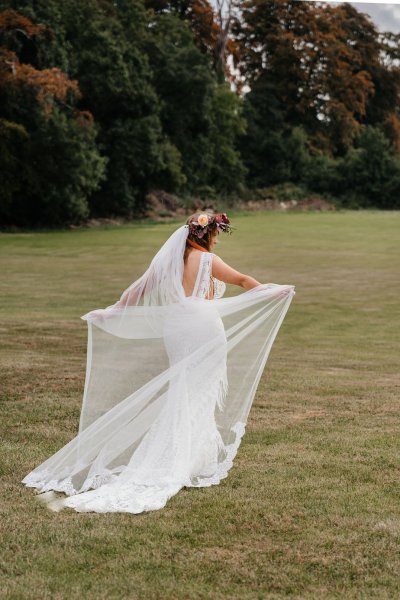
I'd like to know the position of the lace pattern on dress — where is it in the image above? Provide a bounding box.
[187,421,246,488]
[193,252,226,300]
[23,421,247,513]
[22,468,119,496]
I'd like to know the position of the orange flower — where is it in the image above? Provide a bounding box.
[197,214,209,227]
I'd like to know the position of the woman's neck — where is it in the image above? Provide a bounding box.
[187,238,208,252]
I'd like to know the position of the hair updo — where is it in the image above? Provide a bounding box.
[185,211,233,253]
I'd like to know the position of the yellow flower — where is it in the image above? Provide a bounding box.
[197,213,209,227]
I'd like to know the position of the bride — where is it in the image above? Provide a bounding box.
[21,212,296,513]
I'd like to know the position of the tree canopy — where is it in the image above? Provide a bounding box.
[0,0,399,227]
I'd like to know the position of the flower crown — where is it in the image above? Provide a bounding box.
[186,213,234,239]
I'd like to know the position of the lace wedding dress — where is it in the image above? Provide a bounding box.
[21,226,295,513]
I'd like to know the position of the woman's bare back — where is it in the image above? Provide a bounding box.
[182,249,203,297]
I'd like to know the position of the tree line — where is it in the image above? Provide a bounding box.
[1,0,399,227]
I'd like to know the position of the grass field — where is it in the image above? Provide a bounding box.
[1,210,399,599]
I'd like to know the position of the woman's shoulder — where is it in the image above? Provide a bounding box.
[190,250,216,264]
[205,251,217,264]
[208,252,222,263]
[194,250,214,260]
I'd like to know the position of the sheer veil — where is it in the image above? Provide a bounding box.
[107,224,190,308]
[21,222,296,513]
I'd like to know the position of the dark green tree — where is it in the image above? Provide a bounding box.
[3,0,246,220]
[2,1,175,217]
[0,10,106,227]
[337,126,400,209]
[144,11,246,195]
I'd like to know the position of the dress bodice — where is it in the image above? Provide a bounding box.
[192,252,226,300]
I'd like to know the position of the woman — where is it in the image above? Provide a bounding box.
[21,212,295,513]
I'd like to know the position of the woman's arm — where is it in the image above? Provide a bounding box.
[212,254,294,300]
[211,255,261,290]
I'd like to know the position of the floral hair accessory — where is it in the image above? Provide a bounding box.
[187,212,234,239]
[198,213,209,227]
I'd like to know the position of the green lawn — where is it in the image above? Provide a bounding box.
[1,210,399,599]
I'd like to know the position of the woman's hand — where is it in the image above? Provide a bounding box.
[273,286,295,300]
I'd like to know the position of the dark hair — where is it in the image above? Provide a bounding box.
[184,211,232,262]
[183,213,218,264]
[185,212,218,251]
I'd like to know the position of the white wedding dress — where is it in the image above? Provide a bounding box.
[21,227,295,513]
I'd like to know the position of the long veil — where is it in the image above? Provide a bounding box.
[22,224,296,513]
